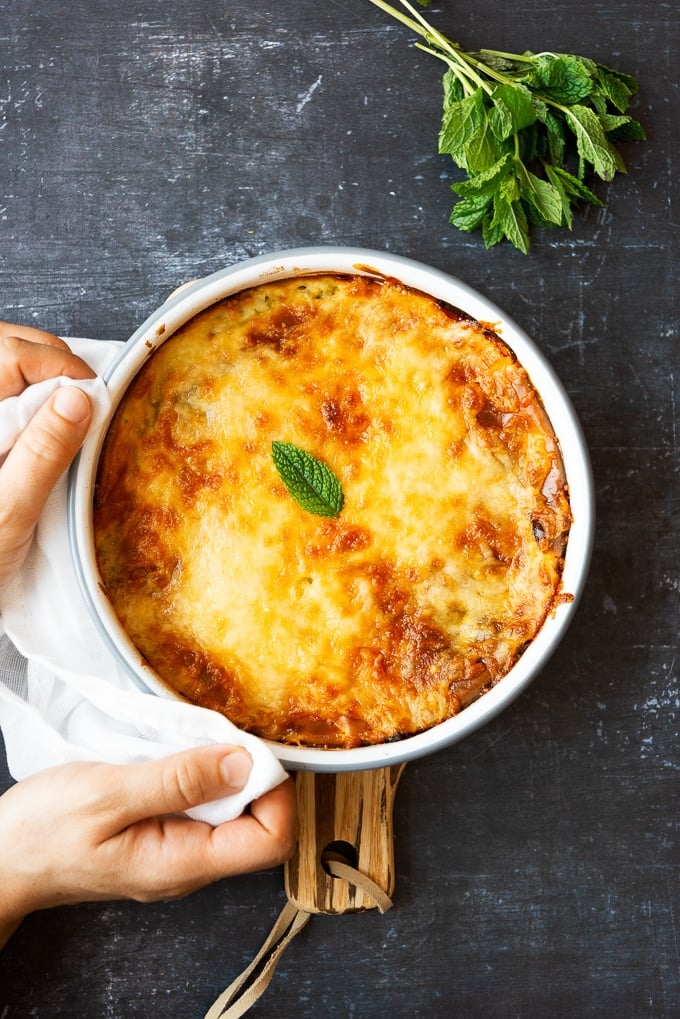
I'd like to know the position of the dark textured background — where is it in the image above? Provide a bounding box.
[1,1,678,1016]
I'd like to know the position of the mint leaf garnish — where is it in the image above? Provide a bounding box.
[271,441,344,518]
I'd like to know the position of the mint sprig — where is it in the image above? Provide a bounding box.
[271,441,344,518]
[369,0,645,252]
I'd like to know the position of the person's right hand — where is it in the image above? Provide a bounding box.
[0,322,95,588]
[0,745,297,948]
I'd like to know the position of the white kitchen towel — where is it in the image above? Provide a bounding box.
[0,336,288,825]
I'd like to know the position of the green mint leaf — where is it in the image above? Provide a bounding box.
[488,82,537,141]
[450,192,493,232]
[438,88,485,158]
[594,64,638,112]
[271,441,344,518]
[607,118,646,142]
[490,190,530,254]
[565,104,622,179]
[451,153,513,198]
[524,202,561,230]
[596,111,647,142]
[482,213,505,249]
[541,165,574,228]
[533,54,594,104]
[598,112,638,134]
[442,67,465,106]
[544,164,604,207]
[589,88,608,118]
[516,162,564,225]
[540,109,567,166]
[464,118,508,173]
[499,172,521,204]
[601,65,640,93]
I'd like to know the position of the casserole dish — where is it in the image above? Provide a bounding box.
[67,246,594,773]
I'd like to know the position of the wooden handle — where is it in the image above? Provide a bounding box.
[284,765,405,915]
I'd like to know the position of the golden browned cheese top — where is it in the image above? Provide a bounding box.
[94,274,571,748]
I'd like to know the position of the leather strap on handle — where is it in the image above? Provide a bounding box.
[323,855,394,914]
[204,861,394,1018]
[203,900,310,1019]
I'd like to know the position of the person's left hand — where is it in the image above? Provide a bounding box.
[0,322,95,588]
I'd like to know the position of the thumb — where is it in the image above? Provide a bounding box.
[102,746,254,827]
[0,386,92,575]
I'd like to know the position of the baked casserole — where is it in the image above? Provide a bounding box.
[93,273,571,748]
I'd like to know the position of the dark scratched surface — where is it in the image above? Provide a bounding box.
[1,1,678,1016]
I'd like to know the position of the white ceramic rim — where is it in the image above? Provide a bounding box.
[67,246,595,772]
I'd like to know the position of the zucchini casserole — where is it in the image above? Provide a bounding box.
[94,273,571,747]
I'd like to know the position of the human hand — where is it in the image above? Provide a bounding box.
[0,745,297,947]
[0,322,95,588]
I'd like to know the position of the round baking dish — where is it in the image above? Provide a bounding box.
[67,246,594,772]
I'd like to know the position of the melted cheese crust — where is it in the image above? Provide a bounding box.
[94,274,571,748]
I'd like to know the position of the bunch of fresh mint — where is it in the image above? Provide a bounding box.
[370,0,645,252]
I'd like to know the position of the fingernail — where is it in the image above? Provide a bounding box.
[220,749,253,790]
[53,386,91,424]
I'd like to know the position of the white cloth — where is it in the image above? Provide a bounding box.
[0,337,288,824]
